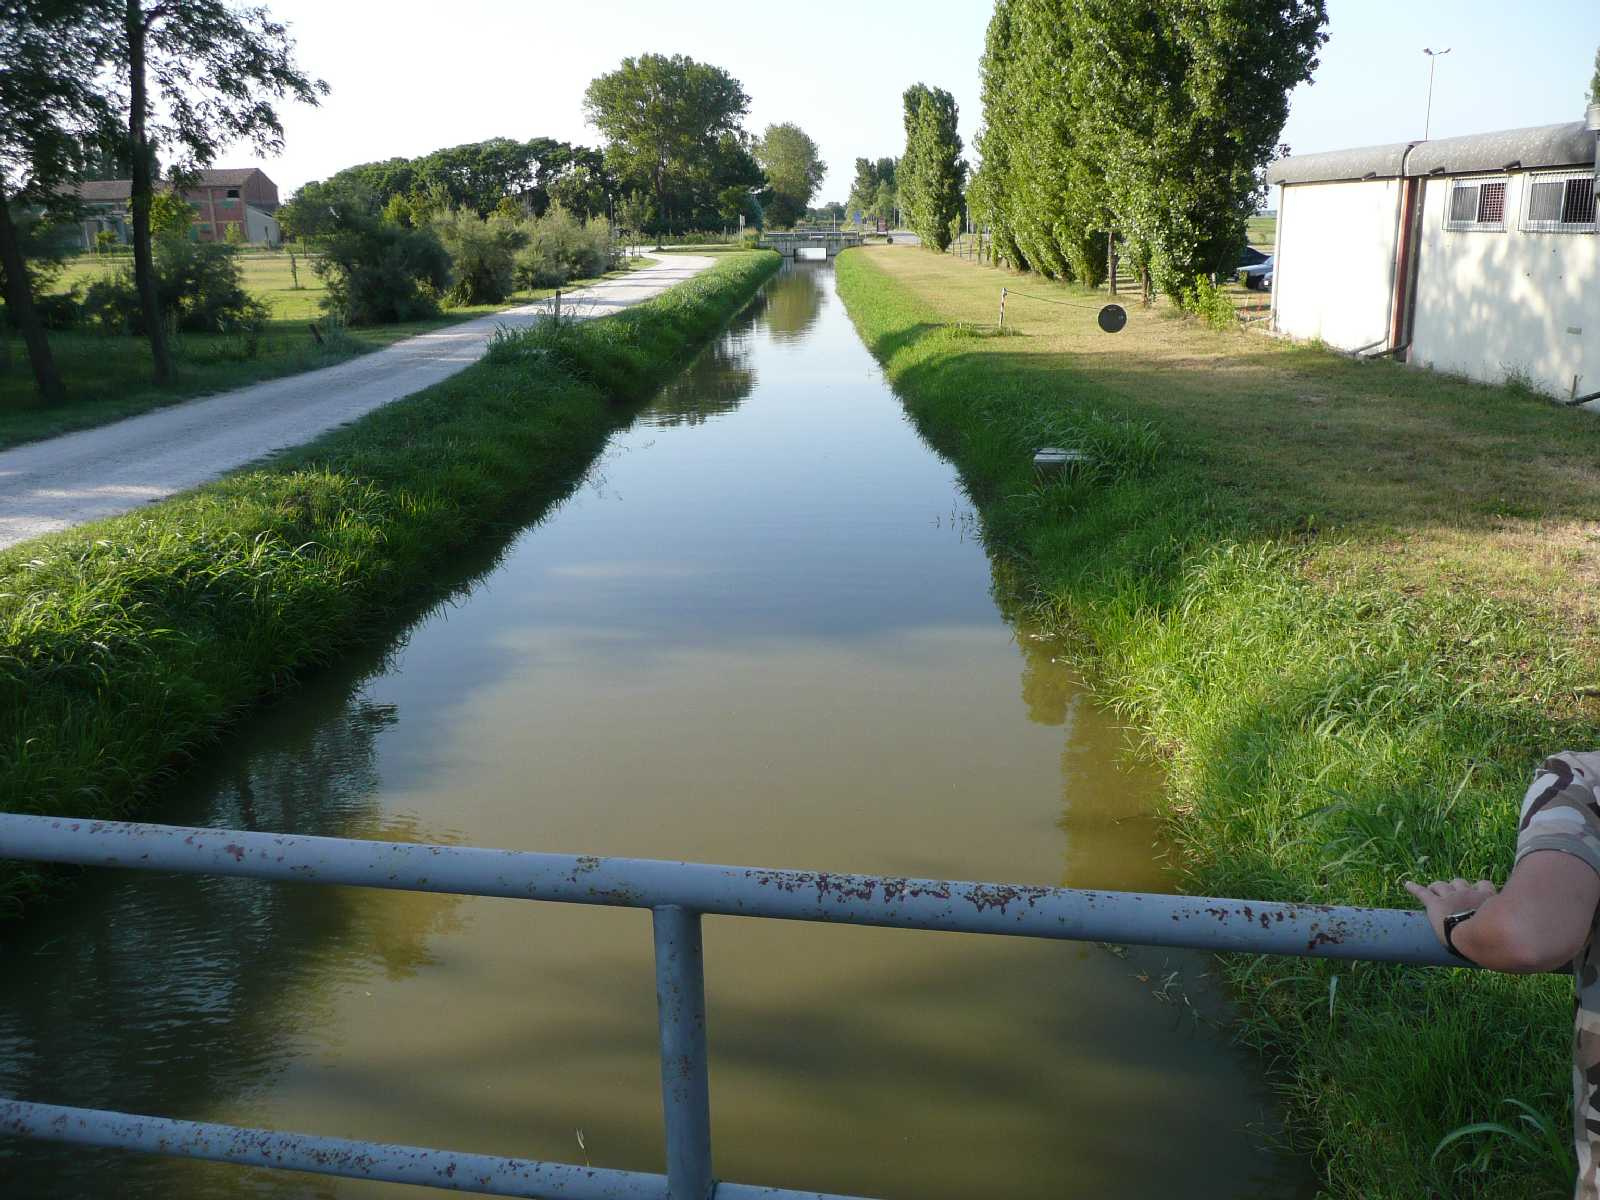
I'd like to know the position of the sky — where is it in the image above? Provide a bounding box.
[255,0,1600,205]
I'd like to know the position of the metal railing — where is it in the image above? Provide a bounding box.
[0,812,1481,1199]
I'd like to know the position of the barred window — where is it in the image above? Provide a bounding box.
[1445,177,1508,231]
[1523,172,1598,233]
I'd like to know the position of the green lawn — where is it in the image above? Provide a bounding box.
[1247,214,1276,250]
[836,245,1600,1200]
[0,250,646,451]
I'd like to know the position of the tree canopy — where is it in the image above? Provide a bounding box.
[0,0,120,404]
[1590,44,1600,106]
[756,122,825,227]
[306,138,605,222]
[846,157,897,224]
[974,0,1326,297]
[113,0,326,382]
[583,54,761,234]
[898,84,966,250]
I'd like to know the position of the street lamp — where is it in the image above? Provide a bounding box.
[1423,47,1451,140]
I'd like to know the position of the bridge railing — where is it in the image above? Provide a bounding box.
[0,812,1489,1199]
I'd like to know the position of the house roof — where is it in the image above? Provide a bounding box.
[77,179,132,202]
[1405,121,1594,176]
[1267,120,1596,186]
[195,167,268,187]
[1266,141,1415,186]
[74,167,274,204]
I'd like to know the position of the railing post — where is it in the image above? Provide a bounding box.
[653,905,713,1200]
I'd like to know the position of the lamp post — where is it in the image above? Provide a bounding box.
[1423,47,1451,140]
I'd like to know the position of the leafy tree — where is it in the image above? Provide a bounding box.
[899,83,966,250]
[279,177,361,244]
[756,122,825,228]
[975,0,1325,297]
[846,158,878,217]
[0,0,117,405]
[1071,0,1325,295]
[1590,44,1600,106]
[106,1,325,385]
[846,156,897,225]
[313,139,603,220]
[615,191,655,244]
[149,188,192,242]
[382,192,416,229]
[583,54,760,233]
[547,163,608,220]
[974,0,1107,283]
[871,180,897,226]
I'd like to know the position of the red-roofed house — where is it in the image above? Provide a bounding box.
[75,168,281,248]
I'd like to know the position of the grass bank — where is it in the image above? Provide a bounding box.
[835,245,1600,1199]
[0,253,648,450]
[0,250,780,914]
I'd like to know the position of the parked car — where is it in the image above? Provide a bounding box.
[1238,254,1274,291]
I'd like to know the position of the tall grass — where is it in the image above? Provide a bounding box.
[834,248,1594,1199]
[0,251,781,916]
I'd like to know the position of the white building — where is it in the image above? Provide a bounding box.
[1266,117,1599,406]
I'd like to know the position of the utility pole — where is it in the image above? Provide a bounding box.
[1423,47,1451,140]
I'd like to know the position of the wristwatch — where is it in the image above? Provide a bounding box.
[1442,909,1479,963]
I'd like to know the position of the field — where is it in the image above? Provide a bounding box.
[0,249,643,450]
[836,244,1600,1199]
[1247,214,1277,249]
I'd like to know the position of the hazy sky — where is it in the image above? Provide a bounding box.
[256,0,1600,203]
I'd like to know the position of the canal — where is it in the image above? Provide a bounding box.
[0,258,1309,1198]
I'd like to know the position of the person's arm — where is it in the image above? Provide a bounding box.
[1406,851,1600,972]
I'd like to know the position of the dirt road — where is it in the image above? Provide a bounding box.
[0,254,714,550]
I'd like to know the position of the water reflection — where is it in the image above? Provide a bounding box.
[755,260,824,342]
[645,331,758,427]
[0,260,1309,1198]
[0,649,464,1195]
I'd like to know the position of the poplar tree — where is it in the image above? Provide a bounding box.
[974,0,1325,298]
[112,0,326,385]
[1589,45,1600,106]
[0,0,116,406]
[899,84,966,251]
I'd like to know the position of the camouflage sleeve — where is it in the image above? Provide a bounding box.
[1514,751,1600,877]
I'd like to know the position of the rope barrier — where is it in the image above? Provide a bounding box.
[999,286,1129,334]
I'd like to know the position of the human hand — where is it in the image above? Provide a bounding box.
[1403,877,1498,946]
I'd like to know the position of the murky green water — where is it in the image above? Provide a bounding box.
[0,262,1310,1198]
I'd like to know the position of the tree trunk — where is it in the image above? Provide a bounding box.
[0,186,66,407]
[126,0,172,385]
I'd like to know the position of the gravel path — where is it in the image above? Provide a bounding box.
[0,254,715,550]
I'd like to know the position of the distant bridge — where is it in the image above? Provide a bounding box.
[758,229,867,259]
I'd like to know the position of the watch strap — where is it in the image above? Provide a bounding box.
[1442,909,1478,963]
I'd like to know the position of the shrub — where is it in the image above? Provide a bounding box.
[76,242,266,336]
[513,204,613,290]
[434,209,526,306]
[316,212,453,326]
[157,240,268,333]
[1180,275,1238,332]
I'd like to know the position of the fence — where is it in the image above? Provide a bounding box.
[0,811,1497,1199]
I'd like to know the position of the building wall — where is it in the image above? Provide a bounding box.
[245,206,281,246]
[1410,172,1600,400]
[240,173,278,213]
[1273,178,1402,352]
[187,186,247,242]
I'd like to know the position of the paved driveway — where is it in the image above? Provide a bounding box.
[0,255,714,550]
